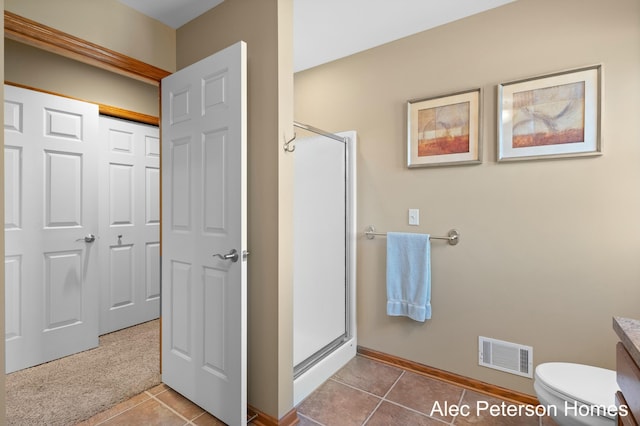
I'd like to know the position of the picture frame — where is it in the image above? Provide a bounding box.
[497,64,602,162]
[407,88,481,168]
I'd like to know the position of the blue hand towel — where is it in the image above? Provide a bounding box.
[386,232,431,322]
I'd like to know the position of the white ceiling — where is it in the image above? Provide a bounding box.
[119,0,224,30]
[119,0,516,72]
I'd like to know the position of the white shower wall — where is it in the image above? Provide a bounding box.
[293,130,357,405]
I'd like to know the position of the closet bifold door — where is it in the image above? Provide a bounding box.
[4,85,100,373]
[98,115,160,335]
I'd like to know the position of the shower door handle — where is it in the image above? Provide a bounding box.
[213,249,239,263]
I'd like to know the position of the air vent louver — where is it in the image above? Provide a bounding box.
[478,336,533,378]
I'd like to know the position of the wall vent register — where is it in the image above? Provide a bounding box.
[479,336,533,378]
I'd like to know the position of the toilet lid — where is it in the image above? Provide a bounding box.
[535,362,619,408]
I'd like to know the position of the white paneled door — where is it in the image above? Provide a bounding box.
[161,41,247,425]
[98,116,160,335]
[4,85,100,373]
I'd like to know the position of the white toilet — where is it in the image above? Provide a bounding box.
[534,362,620,426]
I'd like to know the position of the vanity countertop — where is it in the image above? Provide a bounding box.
[614,316,640,367]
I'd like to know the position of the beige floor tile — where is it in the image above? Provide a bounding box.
[192,411,227,425]
[76,392,151,425]
[297,379,381,426]
[332,356,403,397]
[99,399,185,426]
[297,413,323,425]
[453,390,539,425]
[146,383,170,396]
[155,388,205,420]
[385,371,464,422]
[366,401,446,426]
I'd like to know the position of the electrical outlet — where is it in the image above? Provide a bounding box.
[408,209,419,226]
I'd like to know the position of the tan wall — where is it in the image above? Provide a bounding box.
[5,0,175,72]
[5,39,159,117]
[4,0,175,117]
[177,0,294,418]
[295,0,640,395]
[276,0,295,418]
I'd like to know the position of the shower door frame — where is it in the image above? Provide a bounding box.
[292,129,357,406]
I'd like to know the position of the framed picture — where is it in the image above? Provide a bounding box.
[407,88,481,168]
[497,64,602,162]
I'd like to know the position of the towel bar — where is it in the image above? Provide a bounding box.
[365,225,459,246]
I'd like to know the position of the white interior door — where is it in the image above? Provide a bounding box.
[4,85,100,373]
[98,116,160,335]
[161,41,247,425]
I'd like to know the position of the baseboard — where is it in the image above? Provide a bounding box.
[248,405,299,426]
[248,346,537,425]
[357,346,539,406]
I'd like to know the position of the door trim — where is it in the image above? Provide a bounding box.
[5,11,170,85]
[4,82,159,126]
[4,10,165,125]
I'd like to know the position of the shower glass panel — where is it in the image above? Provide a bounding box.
[293,132,350,378]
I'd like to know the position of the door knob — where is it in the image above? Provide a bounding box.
[213,249,239,263]
[76,234,97,243]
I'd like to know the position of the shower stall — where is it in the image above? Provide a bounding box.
[292,123,357,405]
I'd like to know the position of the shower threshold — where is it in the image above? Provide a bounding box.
[294,333,348,379]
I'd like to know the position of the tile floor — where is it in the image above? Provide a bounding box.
[76,383,226,426]
[296,356,557,426]
[77,355,557,426]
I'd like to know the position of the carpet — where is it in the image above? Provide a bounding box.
[6,319,161,425]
